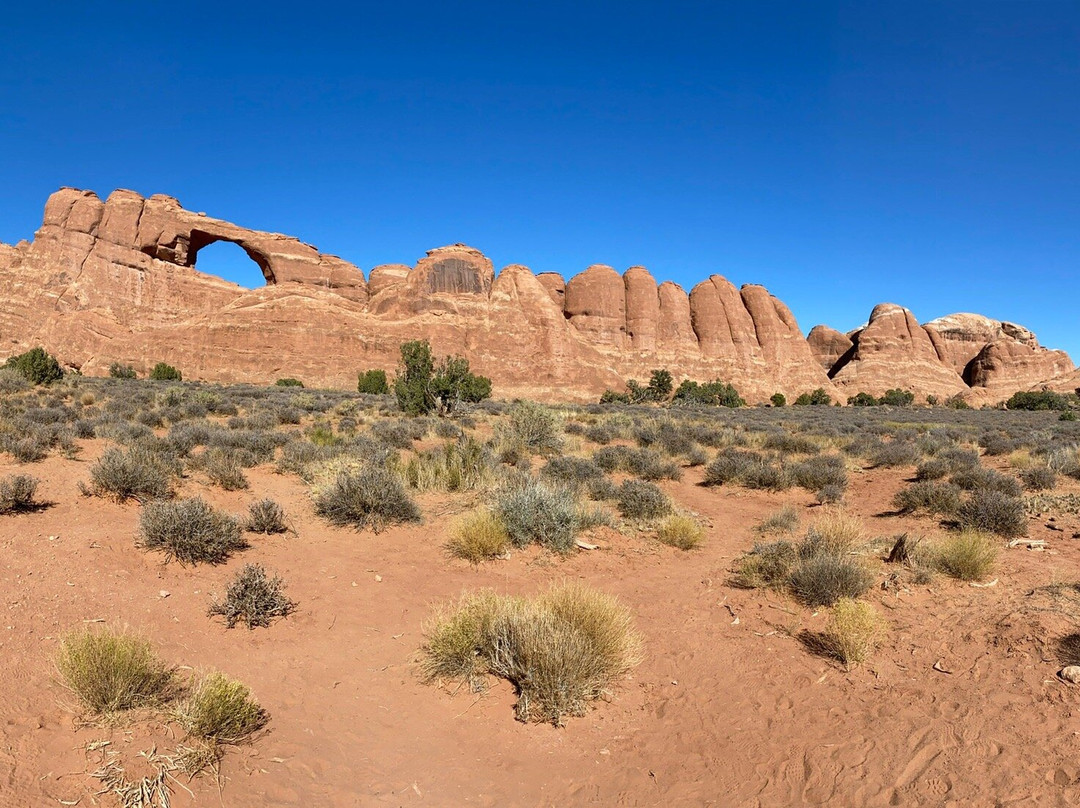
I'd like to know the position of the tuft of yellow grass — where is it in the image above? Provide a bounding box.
[930,529,998,581]
[823,598,885,668]
[656,514,705,550]
[446,510,511,563]
[57,628,175,715]
[805,507,863,554]
[177,672,267,744]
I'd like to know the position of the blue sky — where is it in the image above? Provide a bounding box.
[1,2,1077,357]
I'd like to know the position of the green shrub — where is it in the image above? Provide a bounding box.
[0,474,40,513]
[616,479,671,519]
[770,393,786,407]
[5,347,62,385]
[1006,390,1070,411]
[57,628,175,714]
[847,392,878,407]
[179,672,268,743]
[502,401,563,455]
[495,479,578,552]
[880,389,915,407]
[139,497,247,564]
[203,448,249,491]
[314,465,421,531]
[421,583,643,725]
[209,564,295,629]
[956,489,1027,538]
[149,362,182,381]
[357,369,390,395]
[275,377,304,388]
[245,498,288,534]
[672,379,744,407]
[108,362,137,379]
[794,388,832,406]
[398,439,493,492]
[430,356,492,412]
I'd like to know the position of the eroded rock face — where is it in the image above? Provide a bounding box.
[0,187,1069,403]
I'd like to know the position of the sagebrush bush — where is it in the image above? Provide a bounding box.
[1020,466,1057,492]
[930,529,998,581]
[149,362,182,381]
[57,628,175,714]
[820,599,885,668]
[950,466,1022,497]
[495,479,578,552]
[203,448,249,491]
[139,497,247,564]
[754,505,800,536]
[421,583,643,725]
[789,455,848,493]
[209,564,295,629]
[541,455,606,492]
[0,474,39,513]
[788,553,873,607]
[245,498,288,534]
[656,514,704,550]
[870,442,922,468]
[447,510,511,563]
[315,465,421,531]
[616,479,671,519]
[732,540,798,588]
[956,489,1028,538]
[892,481,962,516]
[501,401,563,455]
[87,444,175,501]
[179,672,268,743]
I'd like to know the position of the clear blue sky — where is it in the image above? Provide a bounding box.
[1,2,1077,358]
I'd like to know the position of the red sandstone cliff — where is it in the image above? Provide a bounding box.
[0,188,1071,404]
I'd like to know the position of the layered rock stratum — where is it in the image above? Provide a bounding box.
[0,188,1072,403]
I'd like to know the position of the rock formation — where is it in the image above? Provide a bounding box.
[0,187,1071,404]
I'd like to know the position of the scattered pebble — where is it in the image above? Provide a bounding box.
[158,590,170,598]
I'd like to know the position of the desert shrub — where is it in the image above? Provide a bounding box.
[583,422,617,445]
[624,447,681,481]
[86,444,175,501]
[656,514,704,550]
[178,672,268,743]
[447,510,511,563]
[892,481,962,516]
[7,435,48,463]
[950,466,1022,497]
[421,583,643,725]
[847,392,879,407]
[732,540,798,588]
[275,377,304,388]
[770,393,786,407]
[1007,390,1070,411]
[794,388,832,406]
[0,474,39,513]
[789,455,848,492]
[502,401,563,456]
[399,439,493,492]
[245,498,288,534]
[57,628,175,714]
[815,484,845,505]
[203,448,249,491]
[496,479,578,552]
[956,490,1027,538]
[6,347,62,385]
[369,419,419,449]
[616,479,671,519]
[586,476,619,501]
[430,356,492,412]
[880,389,915,407]
[740,461,791,491]
[672,379,745,408]
[820,599,885,667]
[208,564,295,629]
[139,497,247,564]
[541,455,605,492]
[149,362,182,381]
[108,362,137,379]
[930,529,998,580]
[1020,466,1057,491]
[870,442,922,468]
[915,458,951,481]
[754,505,800,536]
[788,553,873,607]
[703,449,758,486]
[763,432,821,456]
[315,465,421,531]
[0,367,30,392]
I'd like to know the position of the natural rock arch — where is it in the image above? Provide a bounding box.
[187,230,276,286]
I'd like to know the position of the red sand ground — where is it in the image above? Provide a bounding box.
[3,440,1080,807]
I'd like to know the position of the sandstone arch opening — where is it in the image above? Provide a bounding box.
[188,232,275,289]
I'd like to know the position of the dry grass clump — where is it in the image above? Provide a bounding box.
[245,498,288,534]
[86,445,175,501]
[314,464,421,531]
[203,448,249,491]
[928,529,998,581]
[956,489,1028,538]
[804,508,863,554]
[0,473,40,513]
[498,401,564,456]
[421,583,643,725]
[656,514,704,550]
[732,540,798,589]
[495,478,578,553]
[57,628,175,714]
[1055,633,1080,667]
[177,672,268,743]
[208,564,295,629]
[447,510,511,563]
[139,497,247,564]
[754,505,800,536]
[819,598,885,668]
[398,438,493,492]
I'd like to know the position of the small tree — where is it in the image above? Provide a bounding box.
[770,393,786,407]
[431,356,491,413]
[109,362,137,379]
[357,369,389,395]
[881,388,915,407]
[848,392,878,407]
[392,340,491,416]
[6,347,62,385]
[646,369,673,401]
[275,378,304,388]
[149,362,182,381]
